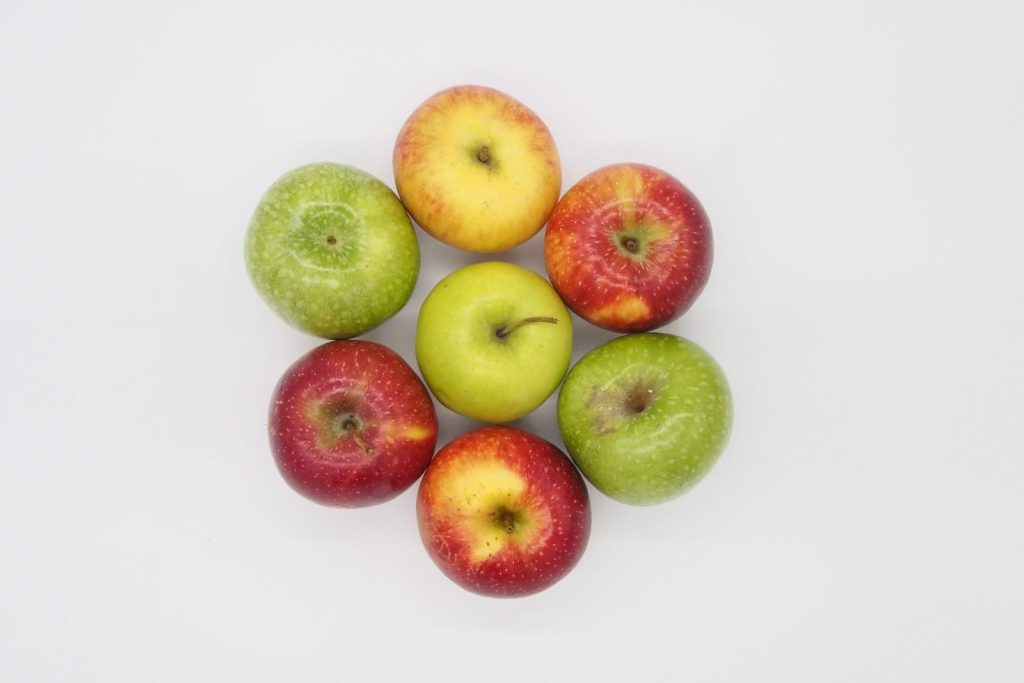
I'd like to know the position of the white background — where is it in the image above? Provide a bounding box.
[2,1,1022,680]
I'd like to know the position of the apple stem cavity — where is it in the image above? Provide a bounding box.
[494,316,559,340]
[476,145,491,165]
[341,418,375,457]
[627,388,654,414]
[496,508,517,534]
[621,236,640,253]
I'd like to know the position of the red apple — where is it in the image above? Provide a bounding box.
[269,340,438,507]
[417,426,590,597]
[544,163,713,332]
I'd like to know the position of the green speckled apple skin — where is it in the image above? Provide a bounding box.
[557,333,732,505]
[244,163,419,339]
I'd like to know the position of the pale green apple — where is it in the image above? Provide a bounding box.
[244,162,419,338]
[557,333,732,505]
[416,262,572,423]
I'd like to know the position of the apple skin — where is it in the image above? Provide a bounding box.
[544,163,712,332]
[393,85,561,253]
[417,426,591,597]
[557,333,732,505]
[245,163,420,339]
[415,261,572,423]
[269,340,438,507]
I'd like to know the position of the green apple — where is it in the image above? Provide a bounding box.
[244,162,419,338]
[557,333,732,505]
[416,262,572,423]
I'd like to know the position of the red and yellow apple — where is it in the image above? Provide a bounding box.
[393,85,561,253]
[544,163,713,332]
[417,426,590,597]
[269,340,438,507]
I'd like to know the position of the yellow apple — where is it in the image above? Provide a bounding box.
[393,85,561,253]
[416,261,572,423]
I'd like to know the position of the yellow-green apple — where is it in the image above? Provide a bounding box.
[417,426,590,597]
[269,340,437,507]
[557,333,732,505]
[545,163,712,332]
[393,85,561,253]
[245,163,420,338]
[416,261,572,422]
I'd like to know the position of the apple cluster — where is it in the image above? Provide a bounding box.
[244,85,733,598]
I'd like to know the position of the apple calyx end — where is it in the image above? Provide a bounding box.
[476,145,491,165]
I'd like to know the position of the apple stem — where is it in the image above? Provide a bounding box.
[622,237,639,253]
[344,421,375,457]
[494,316,558,339]
[477,145,491,165]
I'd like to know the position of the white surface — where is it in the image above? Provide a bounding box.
[2,1,1022,680]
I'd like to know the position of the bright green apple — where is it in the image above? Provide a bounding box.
[557,333,732,505]
[416,262,572,423]
[244,162,419,338]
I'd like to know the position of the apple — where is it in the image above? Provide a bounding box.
[544,163,712,332]
[557,333,732,505]
[269,339,438,507]
[417,426,590,597]
[245,162,420,339]
[416,261,572,423]
[393,85,561,253]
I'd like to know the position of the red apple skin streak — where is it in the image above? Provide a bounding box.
[417,427,591,597]
[545,163,712,333]
[269,340,438,507]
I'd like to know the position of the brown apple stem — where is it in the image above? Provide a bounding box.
[344,421,375,457]
[495,316,558,339]
[622,237,639,253]
[500,510,516,534]
[477,145,491,164]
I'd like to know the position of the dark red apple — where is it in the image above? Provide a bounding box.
[544,163,712,332]
[269,340,438,507]
[417,426,590,597]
